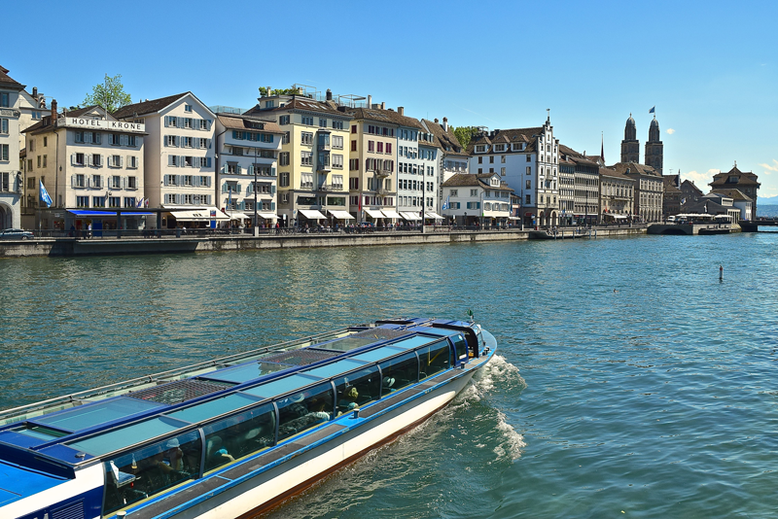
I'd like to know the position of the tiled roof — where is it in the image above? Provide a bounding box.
[112,92,189,119]
[64,105,105,118]
[467,127,545,155]
[710,188,752,201]
[245,97,353,118]
[710,165,760,187]
[441,173,513,192]
[558,144,600,167]
[599,166,633,181]
[345,107,422,129]
[421,119,468,157]
[217,114,284,134]
[611,162,661,177]
[0,66,25,91]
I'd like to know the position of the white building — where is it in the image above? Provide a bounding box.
[214,113,284,228]
[422,117,468,215]
[114,92,224,229]
[22,102,147,232]
[467,116,559,228]
[441,172,513,227]
[0,66,25,229]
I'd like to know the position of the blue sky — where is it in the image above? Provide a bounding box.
[6,0,778,198]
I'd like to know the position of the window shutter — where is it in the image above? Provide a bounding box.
[271,185,276,194]
[174,136,179,147]
[176,175,181,186]
[71,176,76,187]
[222,183,227,193]
[120,156,124,168]
[271,202,275,210]
[164,116,169,127]
[207,157,212,168]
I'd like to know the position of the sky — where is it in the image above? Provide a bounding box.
[5,0,778,199]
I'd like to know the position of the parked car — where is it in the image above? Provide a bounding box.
[0,228,34,240]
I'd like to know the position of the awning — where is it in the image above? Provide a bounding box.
[170,208,230,221]
[381,209,402,219]
[226,212,249,220]
[401,212,421,221]
[607,214,628,219]
[329,210,355,220]
[68,210,154,217]
[508,216,521,220]
[299,209,326,220]
[364,209,384,218]
[424,211,443,220]
[258,212,277,220]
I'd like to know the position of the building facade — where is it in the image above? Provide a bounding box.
[23,103,146,231]
[441,172,512,227]
[559,145,600,225]
[245,96,352,227]
[709,164,760,218]
[114,92,220,229]
[422,117,468,218]
[0,66,24,229]
[599,166,634,222]
[613,162,664,222]
[662,174,682,219]
[214,113,284,227]
[468,116,559,228]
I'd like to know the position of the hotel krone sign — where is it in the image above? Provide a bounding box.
[62,117,145,133]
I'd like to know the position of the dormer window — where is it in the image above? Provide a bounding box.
[475,145,486,153]
[729,176,738,183]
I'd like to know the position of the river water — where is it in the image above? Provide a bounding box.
[1,231,777,518]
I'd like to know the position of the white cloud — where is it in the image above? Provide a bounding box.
[682,169,719,187]
[758,159,778,174]
[666,128,675,134]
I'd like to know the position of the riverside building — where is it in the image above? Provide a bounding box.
[599,166,634,222]
[422,118,469,215]
[0,66,24,229]
[213,112,284,228]
[468,115,559,228]
[612,162,663,222]
[113,93,221,229]
[441,172,513,227]
[22,102,147,232]
[709,164,760,218]
[245,93,352,228]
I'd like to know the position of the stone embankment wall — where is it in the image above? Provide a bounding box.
[0,228,647,258]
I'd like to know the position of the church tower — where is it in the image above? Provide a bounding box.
[645,115,663,175]
[620,114,639,163]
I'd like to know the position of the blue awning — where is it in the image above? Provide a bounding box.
[68,210,154,217]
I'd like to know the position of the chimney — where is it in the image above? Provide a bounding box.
[51,99,58,122]
[434,118,439,123]
[367,95,372,108]
[266,86,271,97]
[398,107,404,116]
[443,117,448,132]
[32,87,37,99]
[381,102,385,110]
[326,89,332,101]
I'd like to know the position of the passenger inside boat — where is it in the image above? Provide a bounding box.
[334,367,380,414]
[277,385,334,440]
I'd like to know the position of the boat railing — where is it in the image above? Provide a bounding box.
[0,326,354,425]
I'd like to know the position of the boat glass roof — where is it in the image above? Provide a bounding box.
[198,361,291,385]
[165,393,262,424]
[350,346,407,362]
[242,373,323,400]
[30,397,164,433]
[67,415,189,457]
[302,358,369,378]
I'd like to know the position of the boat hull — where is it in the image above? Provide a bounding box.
[135,364,480,519]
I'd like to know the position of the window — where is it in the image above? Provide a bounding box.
[319,118,328,128]
[302,116,314,126]
[0,119,8,134]
[74,153,85,166]
[526,180,531,189]
[300,172,313,189]
[279,152,290,166]
[279,115,290,125]
[128,156,138,169]
[108,196,121,207]
[110,175,121,189]
[127,176,137,189]
[76,196,89,207]
[109,155,122,168]
[282,131,290,144]
[280,172,290,187]
[276,383,334,442]
[74,174,85,188]
[301,151,312,166]
[182,136,193,148]
[124,197,135,208]
[478,157,482,164]
[93,196,106,207]
[475,145,485,153]
[378,352,418,395]
[470,189,477,197]
[91,175,103,189]
[489,156,494,163]
[526,166,531,175]
[332,154,343,169]
[332,120,344,130]
[368,141,374,152]
[166,135,177,147]
[301,132,313,145]
[0,93,8,107]
[332,135,343,149]
[351,125,357,134]
[501,167,506,176]
[351,140,357,152]
[501,155,506,163]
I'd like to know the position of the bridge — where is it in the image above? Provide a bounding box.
[740,219,778,232]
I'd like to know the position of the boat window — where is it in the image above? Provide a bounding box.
[243,374,323,400]
[202,403,276,473]
[31,397,164,433]
[304,358,368,379]
[389,334,438,350]
[276,383,334,442]
[452,335,468,361]
[166,393,261,424]
[350,345,406,363]
[333,366,381,415]
[69,415,189,457]
[102,430,202,516]
[379,352,418,395]
[200,361,291,385]
[418,340,452,380]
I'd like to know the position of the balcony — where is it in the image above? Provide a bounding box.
[375,167,391,178]
[317,184,344,192]
[317,162,331,173]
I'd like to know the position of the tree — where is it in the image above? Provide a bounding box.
[452,126,480,151]
[83,74,132,113]
[258,85,305,97]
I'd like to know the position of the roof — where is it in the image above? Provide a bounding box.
[599,166,633,181]
[558,144,600,168]
[245,97,352,119]
[0,66,25,91]
[710,188,753,201]
[610,162,661,177]
[344,107,422,128]
[441,173,514,192]
[112,92,190,119]
[217,114,284,134]
[710,165,760,187]
[421,119,468,157]
[466,127,545,155]
[680,179,704,195]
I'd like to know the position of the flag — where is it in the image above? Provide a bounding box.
[442,196,450,210]
[144,198,149,208]
[136,197,143,208]
[39,179,52,208]
[649,106,655,114]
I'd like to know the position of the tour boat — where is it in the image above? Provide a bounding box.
[0,317,496,519]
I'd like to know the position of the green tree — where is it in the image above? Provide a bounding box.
[258,85,304,97]
[452,126,480,151]
[83,74,132,113]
